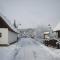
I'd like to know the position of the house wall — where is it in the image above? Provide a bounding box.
[44,34,49,39]
[56,32,59,38]
[0,28,8,44]
[8,31,18,44]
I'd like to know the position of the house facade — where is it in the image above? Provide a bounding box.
[53,23,60,40]
[0,13,19,45]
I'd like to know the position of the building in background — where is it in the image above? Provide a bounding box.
[44,32,49,39]
[18,28,35,38]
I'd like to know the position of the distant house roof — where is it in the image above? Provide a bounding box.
[44,32,49,34]
[0,12,19,33]
[53,23,60,31]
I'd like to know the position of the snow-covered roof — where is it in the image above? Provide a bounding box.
[53,22,60,31]
[44,32,49,34]
[0,12,19,33]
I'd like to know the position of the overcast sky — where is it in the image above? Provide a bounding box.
[0,0,60,29]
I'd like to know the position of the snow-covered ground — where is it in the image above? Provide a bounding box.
[0,38,60,60]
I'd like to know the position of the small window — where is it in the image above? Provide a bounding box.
[0,33,2,37]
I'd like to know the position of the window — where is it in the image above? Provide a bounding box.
[0,33,2,37]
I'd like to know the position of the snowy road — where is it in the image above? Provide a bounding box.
[15,38,53,60]
[0,38,60,60]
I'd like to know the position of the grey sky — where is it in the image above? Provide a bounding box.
[0,0,60,29]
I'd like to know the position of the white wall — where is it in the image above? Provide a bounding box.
[8,31,18,44]
[54,32,58,39]
[0,28,8,44]
[0,28,18,45]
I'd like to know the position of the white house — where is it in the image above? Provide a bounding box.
[44,32,49,39]
[0,13,19,45]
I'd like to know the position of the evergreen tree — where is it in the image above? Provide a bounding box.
[14,20,17,28]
